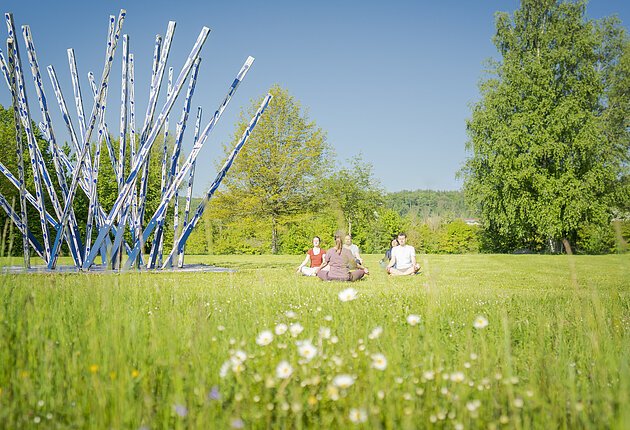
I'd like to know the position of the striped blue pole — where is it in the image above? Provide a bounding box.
[84,103,105,262]
[83,26,210,270]
[150,66,174,268]
[162,94,273,269]
[176,106,202,267]
[135,34,162,265]
[137,22,175,254]
[110,34,130,269]
[46,65,108,225]
[47,65,111,265]
[168,61,201,192]
[48,9,126,269]
[118,34,129,190]
[5,18,52,263]
[121,56,254,270]
[0,192,45,260]
[0,162,58,227]
[0,45,30,266]
[67,48,88,154]
[177,107,203,267]
[87,71,118,177]
[22,25,83,267]
[66,49,99,205]
[128,53,143,268]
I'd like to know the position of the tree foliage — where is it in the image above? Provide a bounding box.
[384,189,473,219]
[462,0,630,253]
[211,85,331,254]
[321,154,384,242]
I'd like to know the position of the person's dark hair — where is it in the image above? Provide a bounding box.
[397,232,407,238]
[313,236,320,242]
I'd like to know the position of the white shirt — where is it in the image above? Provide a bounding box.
[391,245,415,270]
[343,244,360,259]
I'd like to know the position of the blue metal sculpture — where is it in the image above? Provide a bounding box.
[0,9,271,271]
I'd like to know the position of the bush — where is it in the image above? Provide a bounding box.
[437,220,480,254]
[575,223,616,255]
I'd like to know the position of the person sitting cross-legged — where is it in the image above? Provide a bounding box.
[296,236,325,276]
[387,233,420,276]
[316,233,368,281]
[343,234,363,265]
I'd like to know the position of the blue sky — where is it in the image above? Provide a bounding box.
[1,0,628,195]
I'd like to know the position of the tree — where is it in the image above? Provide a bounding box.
[322,155,384,241]
[461,0,630,253]
[213,85,331,254]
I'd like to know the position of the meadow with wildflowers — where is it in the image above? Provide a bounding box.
[0,254,629,429]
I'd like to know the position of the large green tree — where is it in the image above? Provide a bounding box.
[320,155,385,251]
[213,85,331,254]
[462,0,630,253]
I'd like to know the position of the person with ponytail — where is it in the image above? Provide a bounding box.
[316,233,368,281]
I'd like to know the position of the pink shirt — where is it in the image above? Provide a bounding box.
[324,248,354,280]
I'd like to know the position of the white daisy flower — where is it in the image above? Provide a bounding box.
[407,314,421,326]
[332,374,355,389]
[219,361,230,378]
[275,323,288,335]
[473,316,489,329]
[231,361,245,374]
[368,326,383,339]
[348,408,368,423]
[232,350,247,363]
[297,340,317,362]
[338,288,358,302]
[451,371,465,383]
[371,353,388,371]
[256,330,274,346]
[289,323,304,337]
[276,361,293,379]
[319,327,331,339]
[466,399,481,412]
[285,310,297,319]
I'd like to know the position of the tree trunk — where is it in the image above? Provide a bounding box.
[271,215,278,254]
[348,220,352,236]
[562,237,573,255]
[548,237,562,254]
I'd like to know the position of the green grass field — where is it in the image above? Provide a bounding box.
[1,254,629,429]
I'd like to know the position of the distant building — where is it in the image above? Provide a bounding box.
[463,218,480,226]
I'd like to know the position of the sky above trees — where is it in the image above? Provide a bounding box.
[0,0,628,195]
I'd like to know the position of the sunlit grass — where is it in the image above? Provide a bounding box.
[0,254,628,428]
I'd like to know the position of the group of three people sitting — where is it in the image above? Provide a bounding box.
[296,232,420,282]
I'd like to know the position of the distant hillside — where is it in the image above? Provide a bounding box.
[384,189,476,219]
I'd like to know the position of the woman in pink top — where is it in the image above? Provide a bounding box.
[316,233,368,281]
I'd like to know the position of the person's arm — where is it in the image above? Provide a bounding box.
[315,252,329,273]
[355,246,363,264]
[387,250,397,273]
[411,247,417,268]
[297,253,311,273]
